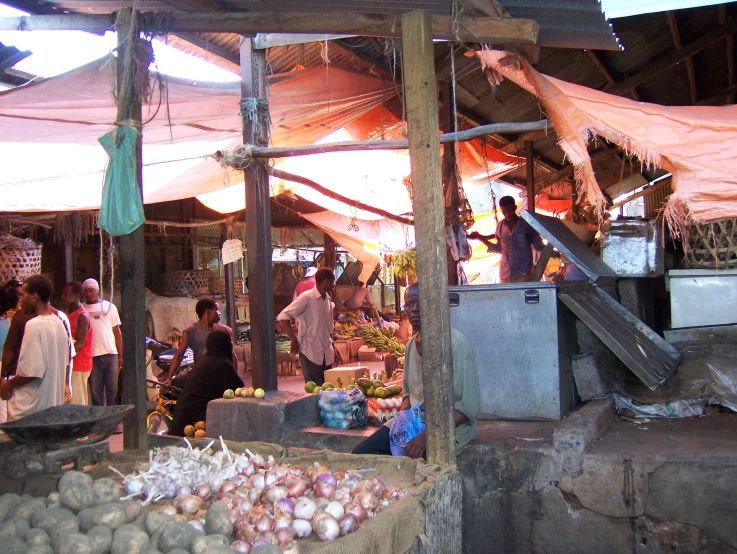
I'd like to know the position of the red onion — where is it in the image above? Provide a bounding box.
[275,498,294,516]
[274,515,293,530]
[371,478,386,493]
[231,540,250,553]
[332,487,351,504]
[158,504,177,516]
[306,463,330,480]
[282,540,299,554]
[231,475,248,487]
[264,485,288,503]
[219,481,236,494]
[380,487,406,500]
[265,471,279,487]
[248,490,260,503]
[339,513,359,536]
[276,527,294,545]
[234,486,250,497]
[325,501,345,520]
[315,497,330,511]
[229,509,240,524]
[194,483,212,500]
[335,469,347,480]
[241,465,255,477]
[174,494,204,514]
[314,514,340,541]
[315,482,335,499]
[289,466,305,476]
[293,498,317,520]
[253,513,275,533]
[315,473,338,488]
[345,470,365,481]
[292,518,312,538]
[274,465,289,478]
[234,516,249,531]
[286,477,307,498]
[356,491,379,511]
[251,539,269,549]
[344,501,368,523]
[251,474,265,491]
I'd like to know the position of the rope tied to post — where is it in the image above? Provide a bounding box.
[240,97,270,144]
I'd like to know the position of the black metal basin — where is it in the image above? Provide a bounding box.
[0,405,134,446]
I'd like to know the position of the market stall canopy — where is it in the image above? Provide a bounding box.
[0,54,521,214]
[476,48,737,234]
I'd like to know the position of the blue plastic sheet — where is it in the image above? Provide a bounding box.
[389,403,425,457]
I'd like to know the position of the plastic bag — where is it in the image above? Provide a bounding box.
[318,388,368,429]
[389,403,425,457]
[613,395,706,418]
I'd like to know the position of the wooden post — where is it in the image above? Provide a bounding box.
[401,10,456,466]
[116,7,148,451]
[221,224,238,345]
[62,229,74,283]
[440,81,459,287]
[323,234,337,270]
[240,37,277,391]
[526,140,535,213]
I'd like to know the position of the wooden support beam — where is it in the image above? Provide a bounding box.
[526,140,535,213]
[401,10,456,467]
[500,129,548,154]
[241,37,277,392]
[220,224,238,346]
[254,34,354,49]
[608,17,737,96]
[441,81,459,287]
[535,165,574,192]
[696,81,737,105]
[666,11,698,104]
[0,12,540,44]
[719,5,735,104]
[609,176,672,211]
[62,229,74,283]
[586,49,616,87]
[116,7,148,452]
[268,168,414,225]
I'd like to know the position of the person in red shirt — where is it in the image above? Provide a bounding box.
[293,266,318,301]
[62,281,92,405]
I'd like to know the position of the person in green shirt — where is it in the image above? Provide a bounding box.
[352,282,480,458]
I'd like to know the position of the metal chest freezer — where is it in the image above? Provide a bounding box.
[449,283,578,421]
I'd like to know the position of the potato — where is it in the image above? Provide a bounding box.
[251,545,282,554]
[5,537,27,554]
[25,527,51,546]
[56,532,95,554]
[0,493,22,523]
[194,430,206,438]
[145,511,174,535]
[58,471,95,511]
[158,520,194,553]
[89,502,127,530]
[78,508,95,532]
[204,502,232,537]
[111,523,150,554]
[49,518,79,548]
[26,546,54,554]
[191,534,229,554]
[46,492,61,510]
[92,478,122,506]
[87,524,113,554]
[140,550,163,554]
[12,498,46,522]
[132,512,148,532]
[168,549,190,554]
[122,500,143,523]
[194,421,206,431]
[183,425,196,438]
[0,517,30,539]
[32,507,76,533]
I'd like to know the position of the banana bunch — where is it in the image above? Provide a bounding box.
[292,264,305,279]
[392,248,417,280]
[361,326,406,356]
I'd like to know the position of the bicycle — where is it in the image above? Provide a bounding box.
[146,379,182,435]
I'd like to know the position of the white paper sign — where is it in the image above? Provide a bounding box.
[221,239,244,265]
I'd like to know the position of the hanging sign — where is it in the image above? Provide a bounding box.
[221,239,244,265]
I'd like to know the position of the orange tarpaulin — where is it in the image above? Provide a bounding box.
[476,49,737,232]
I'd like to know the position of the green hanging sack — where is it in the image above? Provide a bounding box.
[98,126,145,237]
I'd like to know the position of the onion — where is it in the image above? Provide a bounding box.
[380,487,406,500]
[289,466,305,476]
[356,491,379,511]
[315,473,338,488]
[344,501,368,523]
[339,513,359,536]
[306,463,330,480]
[220,481,236,494]
[274,515,293,530]
[231,475,248,487]
[188,520,206,535]
[292,518,312,538]
[248,490,260,503]
[276,526,294,545]
[286,477,307,498]
[371,478,386,492]
[265,471,279,487]
[275,498,295,516]
[177,485,192,496]
[158,504,177,517]
[282,540,299,554]
[235,498,254,514]
[274,465,289,478]
[234,486,250,498]
[231,540,250,553]
[264,485,288,503]
[251,538,269,549]
[314,514,340,541]
[194,483,212,500]
[332,487,351,504]
[253,513,275,532]
[325,501,345,520]
[175,494,204,514]
[251,474,266,491]
[315,482,335,499]
[315,497,330,511]
[293,497,317,520]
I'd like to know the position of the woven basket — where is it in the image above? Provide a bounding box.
[0,244,42,285]
[210,276,245,295]
[684,218,737,269]
[162,270,210,297]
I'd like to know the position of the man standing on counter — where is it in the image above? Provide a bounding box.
[469,195,545,283]
[352,282,481,458]
[277,268,336,386]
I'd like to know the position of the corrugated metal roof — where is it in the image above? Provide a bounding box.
[600,0,732,19]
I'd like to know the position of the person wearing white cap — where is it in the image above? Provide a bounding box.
[82,278,123,407]
[292,266,318,302]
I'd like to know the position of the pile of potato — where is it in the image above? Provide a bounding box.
[183,422,206,439]
[0,471,235,554]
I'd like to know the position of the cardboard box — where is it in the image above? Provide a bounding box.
[323,366,369,388]
[358,345,384,362]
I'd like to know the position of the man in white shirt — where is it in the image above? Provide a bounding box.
[82,278,123,406]
[0,275,70,420]
[277,268,336,386]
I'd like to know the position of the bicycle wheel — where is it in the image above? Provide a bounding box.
[147,412,167,435]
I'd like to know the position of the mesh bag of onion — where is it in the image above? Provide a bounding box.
[84,437,451,554]
[317,388,368,429]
